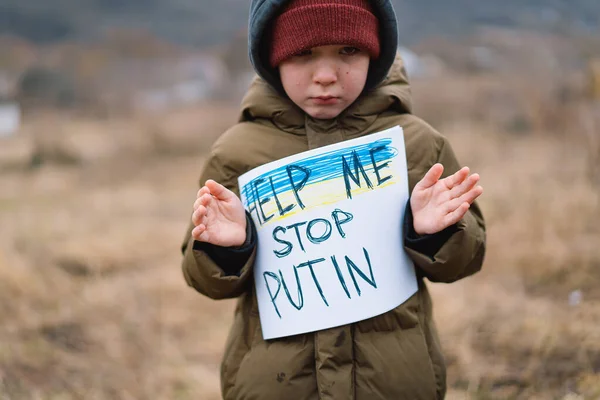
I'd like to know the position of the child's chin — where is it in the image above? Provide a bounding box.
[306,107,343,121]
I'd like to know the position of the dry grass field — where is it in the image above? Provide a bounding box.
[1,74,599,399]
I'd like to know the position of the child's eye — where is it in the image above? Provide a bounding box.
[293,49,312,57]
[340,47,361,55]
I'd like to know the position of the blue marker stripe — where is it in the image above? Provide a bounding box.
[242,138,397,207]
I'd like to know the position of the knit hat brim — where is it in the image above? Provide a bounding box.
[269,3,380,67]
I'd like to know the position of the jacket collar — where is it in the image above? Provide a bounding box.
[239,54,412,146]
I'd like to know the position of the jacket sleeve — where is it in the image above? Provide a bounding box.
[403,137,486,283]
[180,148,257,300]
[191,212,257,276]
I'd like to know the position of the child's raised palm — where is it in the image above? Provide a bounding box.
[191,180,247,247]
[411,164,483,235]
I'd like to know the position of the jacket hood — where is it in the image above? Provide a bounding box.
[239,53,412,136]
[247,0,399,93]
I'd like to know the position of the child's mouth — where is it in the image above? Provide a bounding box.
[311,96,340,105]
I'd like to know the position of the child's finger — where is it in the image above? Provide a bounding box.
[196,186,210,199]
[416,163,444,189]
[192,224,210,242]
[444,202,470,227]
[193,196,203,210]
[442,167,469,190]
[191,224,203,240]
[198,226,210,242]
[199,193,214,208]
[463,185,483,205]
[445,186,483,213]
[191,205,206,226]
[205,180,233,201]
[449,173,479,200]
[194,189,212,211]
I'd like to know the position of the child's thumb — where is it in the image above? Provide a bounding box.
[205,180,232,200]
[417,163,444,189]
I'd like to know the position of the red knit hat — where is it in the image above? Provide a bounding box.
[269,0,381,67]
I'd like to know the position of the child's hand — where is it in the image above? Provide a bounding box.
[191,180,247,247]
[410,164,483,235]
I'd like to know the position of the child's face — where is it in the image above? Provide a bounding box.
[279,45,370,120]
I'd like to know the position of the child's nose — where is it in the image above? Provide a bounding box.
[313,63,338,86]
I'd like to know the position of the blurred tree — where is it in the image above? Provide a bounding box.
[0,8,74,43]
[103,29,179,59]
[221,30,252,78]
[17,67,77,108]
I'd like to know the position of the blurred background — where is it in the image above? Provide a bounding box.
[0,1,599,399]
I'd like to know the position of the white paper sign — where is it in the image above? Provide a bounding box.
[238,126,418,340]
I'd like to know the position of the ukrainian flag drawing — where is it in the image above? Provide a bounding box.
[241,137,399,227]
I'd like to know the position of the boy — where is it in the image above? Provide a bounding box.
[181,0,486,399]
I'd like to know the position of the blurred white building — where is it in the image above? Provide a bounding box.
[0,102,21,138]
[398,46,444,79]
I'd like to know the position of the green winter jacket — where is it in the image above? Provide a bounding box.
[181,56,486,400]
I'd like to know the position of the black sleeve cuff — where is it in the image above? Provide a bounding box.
[192,211,257,276]
[403,201,459,260]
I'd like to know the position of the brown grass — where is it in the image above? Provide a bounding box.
[1,74,599,399]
